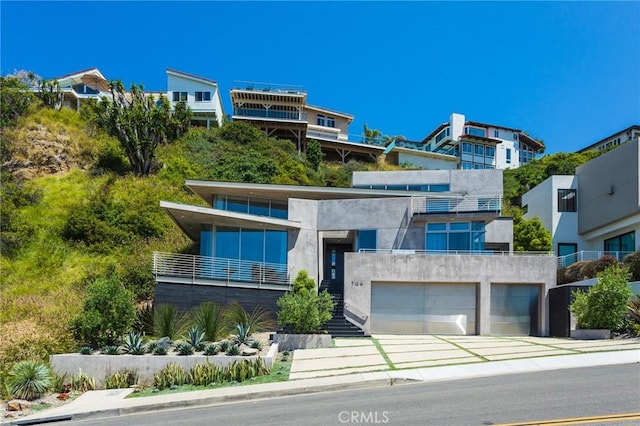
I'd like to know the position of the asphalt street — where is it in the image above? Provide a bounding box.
[62,364,640,426]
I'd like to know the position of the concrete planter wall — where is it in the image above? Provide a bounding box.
[272,333,332,350]
[50,343,278,387]
[570,329,611,340]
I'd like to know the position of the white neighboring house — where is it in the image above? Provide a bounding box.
[523,136,640,266]
[578,125,640,153]
[166,68,224,128]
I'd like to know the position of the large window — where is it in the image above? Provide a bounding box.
[604,231,635,253]
[356,229,377,251]
[213,195,287,219]
[435,127,451,143]
[485,146,495,158]
[465,127,486,137]
[474,144,484,156]
[462,142,472,154]
[316,114,336,128]
[557,189,577,212]
[214,227,287,266]
[425,221,485,252]
[195,91,211,102]
[172,91,187,102]
[558,243,577,257]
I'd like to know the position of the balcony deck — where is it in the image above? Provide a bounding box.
[153,252,290,291]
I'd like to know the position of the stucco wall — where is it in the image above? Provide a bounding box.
[288,198,319,282]
[577,138,640,235]
[344,253,557,336]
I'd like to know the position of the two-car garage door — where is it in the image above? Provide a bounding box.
[371,283,478,335]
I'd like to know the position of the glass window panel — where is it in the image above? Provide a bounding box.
[474,144,484,156]
[270,200,288,219]
[427,223,446,231]
[240,229,263,262]
[265,230,287,264]
[462,142,472,153]
[213,195,226,210]
[621,232,635,252]
[357,230,377,251]
[426,233,447,251]
[200,230,213,257]
[226,196,248,213]
[472,221,485,231]
[448,232,470,251]
[558,243,577,257]
[248,198,270,217]
[429,184,450,192]
[215,227,239,259]
[450,222,469,231]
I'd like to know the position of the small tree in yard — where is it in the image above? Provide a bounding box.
[70,271,136,348]
[277,270,335,333]
[570,264,633,331]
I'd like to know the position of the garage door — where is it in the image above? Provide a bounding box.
[491,284,540,336]
[371,283,477,335]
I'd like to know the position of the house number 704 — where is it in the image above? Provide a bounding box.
[351,281,363,287]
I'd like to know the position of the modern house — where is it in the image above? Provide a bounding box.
[577,124,640,153]
[523,136,640,266]
[229,82,384,162]
[51,68,111,110]
[166,68,224,128]
[386,113,545,170]
[154,169,556,336]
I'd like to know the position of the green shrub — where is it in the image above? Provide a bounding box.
[104,369,138,389]
[225,359,269,382]
[571,265,633,331]
[70,272,136,348]
[153,304,190,340]
[277,289,335,333]
[7,361,52,400]
[226,344,240,356]
[224,302,274,334]
[121,332,145,355]
[153,363,188,390]
[627,296,640,336]
[623,252,640,282]
[133,303,154,335]
[191,302,227,342]
[292,270,315,293]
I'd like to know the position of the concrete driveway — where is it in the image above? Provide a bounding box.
[289,335,640,380]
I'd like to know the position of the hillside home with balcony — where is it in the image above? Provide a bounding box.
[166,68,224,128]
[49,68,111,110]
[387,113,544,170]
[155,169,556,337]
[523,136,640,267]
[229,82,384,163]
[577,124,640,153]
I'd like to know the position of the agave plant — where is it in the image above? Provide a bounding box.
[101,345,120,355]
[175,343,194,356]
[203,344,220,356]
[248,339,264,351]
[232,322,251,345]
[7,361,52,401]
[121,332,145,355]
[191,302,228,342]
[153,304,190,340]
[218,339,231,353]
[153,345,168,355]
[185,326,206,351]
[226,344,240,356]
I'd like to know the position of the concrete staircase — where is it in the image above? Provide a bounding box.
[319,280,365,337]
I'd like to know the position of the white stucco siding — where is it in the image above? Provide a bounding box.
[166,74,224,127]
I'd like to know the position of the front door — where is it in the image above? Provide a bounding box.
[324,243,351,286]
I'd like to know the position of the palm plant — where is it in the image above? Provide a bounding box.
[7,361,52,401]
[224,302,274,334]
[191,302,228,342]
[153,304,190,340]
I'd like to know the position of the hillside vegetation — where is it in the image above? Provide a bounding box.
[0,106,400,383]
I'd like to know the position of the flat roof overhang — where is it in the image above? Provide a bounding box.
[184,180,424,204]
[392,146,459,162]
[161,201,301,241]
[315,139,386,155]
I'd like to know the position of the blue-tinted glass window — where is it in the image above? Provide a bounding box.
[506,149,512,164]
[226,196,248,213]
[215,227,239,259]
[248,198,270,217]
[429,184,450,192]
[357,229,377,251]
[240,229,263,262]
[200,230,213,257]
[474,144,484,156]
[426,232,447,251]
[270,200,288,219]
[213,195,226,210]
[466,127,486,137]
[427,223,446,231]
[450,222,469,231]
[449,232,470,251]
[265,230,287,264]
[486,147,495,158]
[462,142,472,153]
[425,222,485,252]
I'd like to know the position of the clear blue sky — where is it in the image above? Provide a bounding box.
[2,1,639,154]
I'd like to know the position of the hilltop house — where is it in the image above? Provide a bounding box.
[154,169,556,336]
[166,68,224,129]
[49,68,111,110]
[577,124,640,153]
[385,113,545,170]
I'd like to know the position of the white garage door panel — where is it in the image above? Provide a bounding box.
[371,283,477,335]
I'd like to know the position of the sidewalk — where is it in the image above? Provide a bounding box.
[10,337,640,425]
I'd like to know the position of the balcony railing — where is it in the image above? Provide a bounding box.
[411,195,502,215]
[557,251,634,268]
[233,108,307,121]
[357,249,553,257]
[153,252,290,289]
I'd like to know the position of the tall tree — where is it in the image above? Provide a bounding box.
[305,139,324,170]
[513,213,551,252]
[91,81,191,175]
